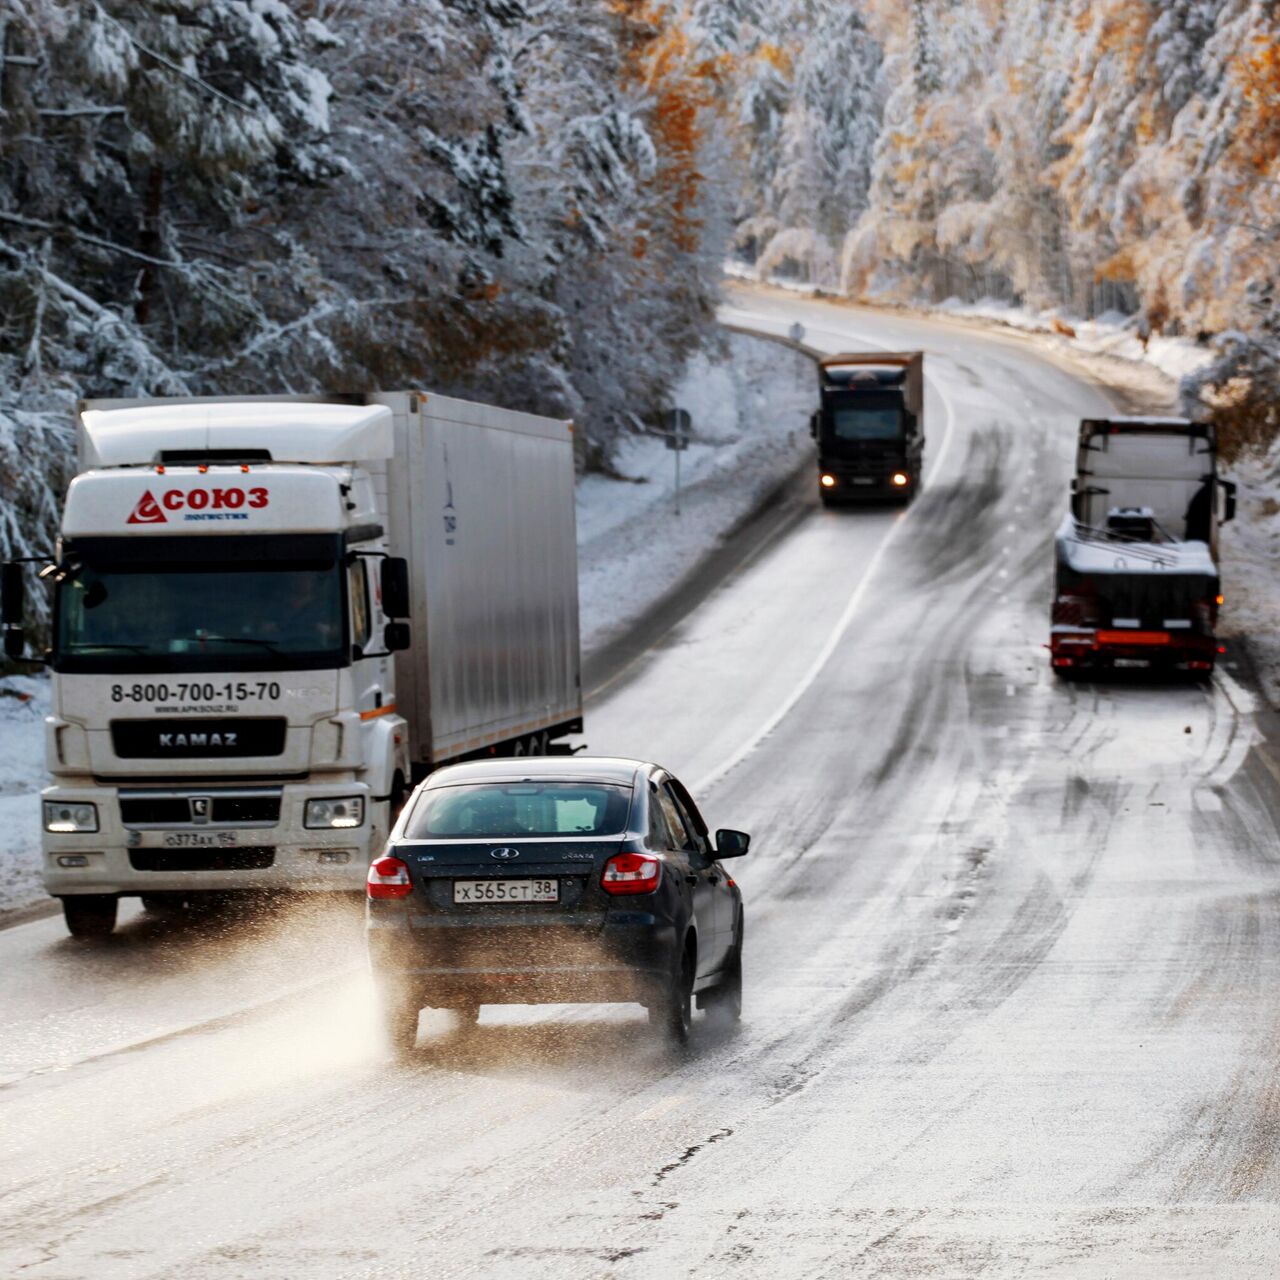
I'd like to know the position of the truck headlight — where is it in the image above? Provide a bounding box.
[305,796,364,830]
[44,802,99,833]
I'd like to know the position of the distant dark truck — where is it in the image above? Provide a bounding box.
[1050,417,1237,679]
[810,351,925,504]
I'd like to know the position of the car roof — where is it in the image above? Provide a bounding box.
[420,756,653,789]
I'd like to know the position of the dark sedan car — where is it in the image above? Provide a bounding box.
[366,756,749,1054]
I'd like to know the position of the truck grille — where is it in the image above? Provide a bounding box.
[111,718,287,759]
[119,791,282,828]
[128,848,275,872]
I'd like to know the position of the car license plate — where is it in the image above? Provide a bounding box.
[160,831,239,849]
[1114,658,1150,669]
[453,878,558,905]
[852,477,877,486]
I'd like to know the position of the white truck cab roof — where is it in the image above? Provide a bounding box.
[79,400,394,469]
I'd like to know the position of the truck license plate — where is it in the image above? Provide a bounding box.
[852,477,876,486]
[453,879,558,905]
[161,831,239,849]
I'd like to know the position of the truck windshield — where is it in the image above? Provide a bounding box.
[406,783,633,839]
[832,403,903,442]
[54,552,346,674]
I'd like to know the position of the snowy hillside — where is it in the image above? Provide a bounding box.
[726,1,1279,452]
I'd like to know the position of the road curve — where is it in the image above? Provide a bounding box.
[2,286,1279,1278]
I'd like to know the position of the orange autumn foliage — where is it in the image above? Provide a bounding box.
[1234,34,1280,174]
[610,2,733,256]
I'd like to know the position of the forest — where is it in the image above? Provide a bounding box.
[1,0,1277,580]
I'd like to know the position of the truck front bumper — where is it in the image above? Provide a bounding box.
[818,463,913,501]
[41,780,378,896]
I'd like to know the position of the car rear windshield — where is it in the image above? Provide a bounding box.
[406,783,633,839]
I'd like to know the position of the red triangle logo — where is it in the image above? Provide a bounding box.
[127,490,167,525]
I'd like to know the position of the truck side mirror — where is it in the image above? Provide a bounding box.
[381,558,411,619]
[1,563,25,659]
[384,622,411,652]
[1220,479,1237,524]
[809,411,819,440]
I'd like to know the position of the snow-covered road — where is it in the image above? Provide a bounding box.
[3,286,1279,1277]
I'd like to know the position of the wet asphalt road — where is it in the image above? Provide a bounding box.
[2,286,1278,1277]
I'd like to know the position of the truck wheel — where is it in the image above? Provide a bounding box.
[61,894,118,940]
[376,985,421,1058]
[649,947,694,1049]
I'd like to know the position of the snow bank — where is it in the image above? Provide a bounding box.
[576,332,815,654]
[727,262,1209,411]
[932,297,1215,391]
[0,677,48,915]
[1220,443,1280,706]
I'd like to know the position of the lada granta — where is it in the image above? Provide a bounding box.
[365,757,749,1054]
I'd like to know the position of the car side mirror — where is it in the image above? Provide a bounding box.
[716,828,750,859]
[2,563,25,659]
[384,621,411,652]
[809,411,820,439]
[381,557,411,619]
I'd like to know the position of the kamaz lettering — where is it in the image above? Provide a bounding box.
[158,731,239,749]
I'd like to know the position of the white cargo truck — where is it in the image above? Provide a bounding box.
[0,393,583,937]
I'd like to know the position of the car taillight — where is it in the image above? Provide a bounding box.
[367,855,412,899]
[601,852,662,896]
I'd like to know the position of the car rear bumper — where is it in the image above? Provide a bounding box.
[367,915,679,1005]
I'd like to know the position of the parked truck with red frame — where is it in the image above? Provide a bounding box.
[1050,417,1236,679]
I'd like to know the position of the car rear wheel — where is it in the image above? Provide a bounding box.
[61,894,118,940]
[376,986,420,1058]
[650,948,694,1048]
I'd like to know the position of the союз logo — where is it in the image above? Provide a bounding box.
[128,487,270,525]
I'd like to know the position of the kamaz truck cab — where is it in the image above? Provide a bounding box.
[811,351,925,505]
[0,391,582,938]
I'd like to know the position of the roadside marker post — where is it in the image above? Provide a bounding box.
[665,408,691,516]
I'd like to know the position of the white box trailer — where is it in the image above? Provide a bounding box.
[1,390,582,937]
[376,392,582,772]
